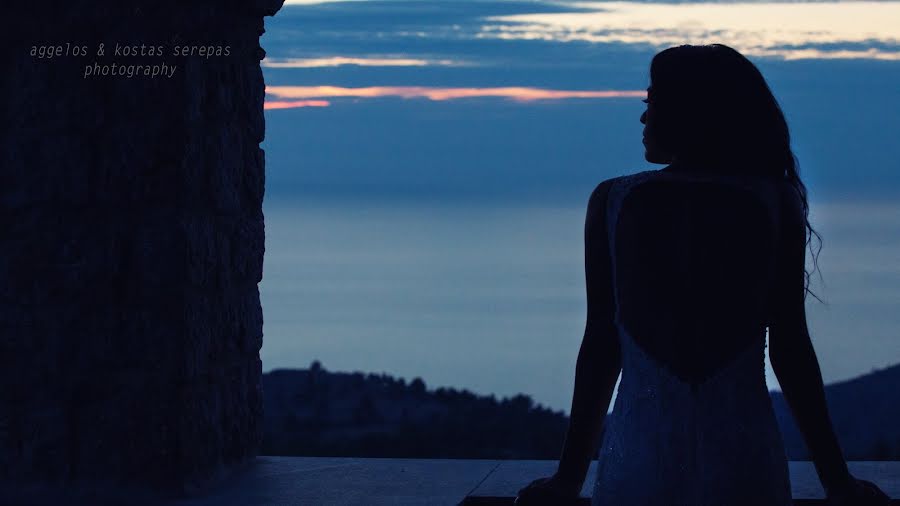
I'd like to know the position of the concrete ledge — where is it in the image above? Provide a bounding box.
[166,458,900,505]
[168,457,500,506]
[464,461,900,505]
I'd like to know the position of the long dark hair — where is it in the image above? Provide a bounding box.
[648,43,823,302]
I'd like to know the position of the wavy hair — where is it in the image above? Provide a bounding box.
[648,43,823,302]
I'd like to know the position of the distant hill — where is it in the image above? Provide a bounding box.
[771,363,900,460]
[261,362,568,458]
[262,361,900,460]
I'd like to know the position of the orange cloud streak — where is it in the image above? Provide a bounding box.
[265,99,331,110]
[262,57,462,68]
[265,85,646,103]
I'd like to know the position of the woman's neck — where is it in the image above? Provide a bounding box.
[661,159,721,174]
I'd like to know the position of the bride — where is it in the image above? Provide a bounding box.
[515,44,889,506]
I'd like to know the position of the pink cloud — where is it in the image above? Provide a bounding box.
[265,85,646,104]
[261,57,463,68]
[264,99,331,110]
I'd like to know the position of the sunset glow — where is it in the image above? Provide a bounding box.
[479,1,900,61]
[262,56,464,68]
[265,99,331,110]
[265,85,646,106]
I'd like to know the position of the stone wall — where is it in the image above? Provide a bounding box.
[0,1,283,501]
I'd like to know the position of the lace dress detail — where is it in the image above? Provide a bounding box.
[591,169,792,506]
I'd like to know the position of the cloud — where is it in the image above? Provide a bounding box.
[265,85,645,104]
[265,99,331,110]
[477,1,900,61]
[262,56,466,68]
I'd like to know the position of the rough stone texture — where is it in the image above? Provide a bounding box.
[0,1,283,502]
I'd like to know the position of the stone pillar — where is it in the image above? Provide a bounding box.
[0,0,283,501]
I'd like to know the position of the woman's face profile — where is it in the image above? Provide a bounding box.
[640,86,675,165]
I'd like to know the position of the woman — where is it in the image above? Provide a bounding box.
[515,44,890,506]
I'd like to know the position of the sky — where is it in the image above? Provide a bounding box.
[257,0,900,411]
[260,0,900,203]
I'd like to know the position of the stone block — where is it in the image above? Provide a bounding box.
[0,0,281,499]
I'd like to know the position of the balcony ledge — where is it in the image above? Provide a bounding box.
[167,457,900,505]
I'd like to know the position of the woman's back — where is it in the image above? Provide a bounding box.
[592,167,794,506]
[518,44,888,506]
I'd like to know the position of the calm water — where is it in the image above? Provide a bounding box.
[259,198,900,412]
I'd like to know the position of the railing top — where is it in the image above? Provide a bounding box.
[167,457,900,505]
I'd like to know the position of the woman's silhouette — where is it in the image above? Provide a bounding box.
[515,44,889,506]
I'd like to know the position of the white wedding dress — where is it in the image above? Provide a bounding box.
[591,168,793,506]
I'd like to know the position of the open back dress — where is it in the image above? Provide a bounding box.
[591,167,793,506]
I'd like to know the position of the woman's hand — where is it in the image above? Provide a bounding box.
[515,472,583,506]
[827,477,890,506]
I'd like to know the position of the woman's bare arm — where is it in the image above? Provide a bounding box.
[768,185,853,497]
[556,179,623,487]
